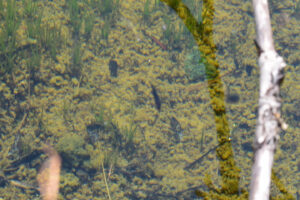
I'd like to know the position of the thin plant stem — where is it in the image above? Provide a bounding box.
[102,162,112,200]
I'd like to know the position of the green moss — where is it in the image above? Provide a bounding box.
[60,172,80,194]
[56,133,89,167]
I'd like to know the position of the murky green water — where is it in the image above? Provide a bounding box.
[0,0,299,199]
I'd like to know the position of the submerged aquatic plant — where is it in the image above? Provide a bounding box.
[0,0,19,73]
[27,45,41,72]
[91,0,119,16]
[143,0,151,21]
[121,123,137,147]
[84,13,95,40]
[71,42,82,77]
[22,0,38,19]
[67,0,82,37]
[56,133,88,167]
[184,47,206,83]
[39,24,62,61]
[101,17,111,41]
[5,0,19,38]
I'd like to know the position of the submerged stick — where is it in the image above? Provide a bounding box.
[37,146,61,200]
[102,162,112,200]
[151,84,161,111]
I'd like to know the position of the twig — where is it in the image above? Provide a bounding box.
[11,113,27,135]
[9,179,38,191]
[143,30,167,50]
[107,163,113,181]
[102,162,112,200]
[184,144,220,170]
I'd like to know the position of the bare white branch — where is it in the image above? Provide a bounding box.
[250,0,287,199]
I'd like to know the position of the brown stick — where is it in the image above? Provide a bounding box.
[143,31,167,50]
[149,35,167,50]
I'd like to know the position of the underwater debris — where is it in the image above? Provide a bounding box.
[10,149,42,167]
[37,146,61,200]
[245,65,254,76]
[151,84,161,111]
[170,117,183,143]
[184,145,219,170]
[148,34,167,50]
[241,141,253,152]
[226,93,240,103]
[86,123,104,144]
[143,30,167,50]
[109,59,118,77]
[9,180,37,190]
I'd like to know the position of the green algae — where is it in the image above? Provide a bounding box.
[184,46,206,82]
[56,133,88,167]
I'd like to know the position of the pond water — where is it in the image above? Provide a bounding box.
[0,0,299,199]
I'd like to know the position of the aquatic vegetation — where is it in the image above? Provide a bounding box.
[121,122,137,148]
[89,106,137,152]
[95,107,106,126]
[100,28,109,42]
[101,17,111,41]
[56,133,89,168]
[0,0,19,73]
[0,0,298,199]
[15,134,35,158]
[60,172,80,194]
[154,0,161,8]
[161,14,194,50]
[4,0,19,39]
[25,11,42,41]
[91,0,119,16]
[184,47,206,83]
[84,12,95,40]
[143,0,151,21]
[67,0,82,37]
[39,23,62,61]
[22,0,38,19]
[162,15,178,44]
[0,0,3,14]
[26,45,41,72]
[102,150,118,168]
[70,42,82,78]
